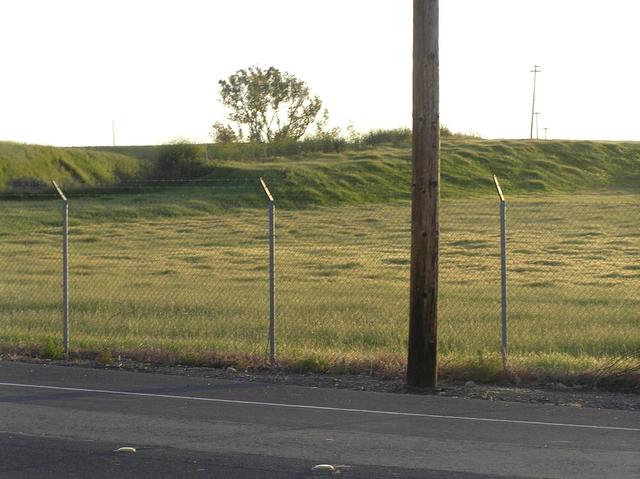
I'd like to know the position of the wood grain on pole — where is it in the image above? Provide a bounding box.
[407,0,440,389]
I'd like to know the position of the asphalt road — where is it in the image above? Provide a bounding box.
[0,361,638,479]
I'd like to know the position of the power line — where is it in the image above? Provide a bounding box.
[529,65,541,139]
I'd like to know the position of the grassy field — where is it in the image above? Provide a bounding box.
[1,186,638,381]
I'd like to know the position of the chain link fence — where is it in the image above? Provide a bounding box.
[505,195,639,371]
[439,198,503,370]
[1,195,61,354]
[277,203,410,371]
[1,182,638,376]
[2,182,271,362]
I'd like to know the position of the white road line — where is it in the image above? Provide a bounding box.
[0,381,638,433]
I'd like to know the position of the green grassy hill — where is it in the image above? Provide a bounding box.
[2,138,638,202]
[0,142,141,190]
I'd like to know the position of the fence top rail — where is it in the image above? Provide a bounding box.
[51,180,68,202]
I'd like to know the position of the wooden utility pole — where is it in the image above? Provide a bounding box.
[407,0,440,389]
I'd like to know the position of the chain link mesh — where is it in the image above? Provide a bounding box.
[277,203,409,368]
[2,185,638,374]
[506,194,639,369]
[1,196,62,353]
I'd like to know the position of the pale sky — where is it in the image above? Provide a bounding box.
[1,0,638,146]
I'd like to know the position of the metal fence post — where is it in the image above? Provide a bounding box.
[493,175,508,370]
[260,178,276,367]
[52,181,69,359]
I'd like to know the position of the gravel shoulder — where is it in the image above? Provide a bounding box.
[3,355,638,412]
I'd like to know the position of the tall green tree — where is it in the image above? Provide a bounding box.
[213,66,323,143]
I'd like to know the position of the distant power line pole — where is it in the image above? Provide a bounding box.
[529,65,541,139]
[543,127,550,140]
[112,120,116,147]
[408,0,440,389]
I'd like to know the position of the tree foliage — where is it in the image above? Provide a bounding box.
[213,66,323,143]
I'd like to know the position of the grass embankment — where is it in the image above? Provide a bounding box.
[2,138,640,201]
[106,139,640,202]
[0,142,141,190]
